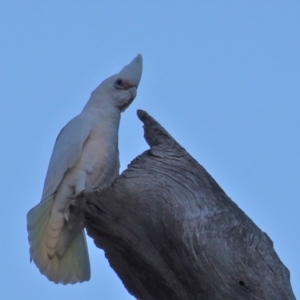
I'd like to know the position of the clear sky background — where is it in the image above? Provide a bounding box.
[0,2,299,300]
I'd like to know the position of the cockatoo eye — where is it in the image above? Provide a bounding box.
[113,78,124,90]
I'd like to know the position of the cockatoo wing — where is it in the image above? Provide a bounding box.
[27,113,92,284]
[41,114,91,201]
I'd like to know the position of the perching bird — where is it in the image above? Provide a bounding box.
[27,54,143,284]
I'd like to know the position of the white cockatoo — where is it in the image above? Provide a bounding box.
[27,54,143,284]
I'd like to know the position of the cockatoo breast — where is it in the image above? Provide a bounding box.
[66,117,120,192]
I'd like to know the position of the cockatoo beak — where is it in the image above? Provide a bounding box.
[118,54,143,89]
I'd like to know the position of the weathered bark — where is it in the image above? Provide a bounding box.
[82,110,295,300]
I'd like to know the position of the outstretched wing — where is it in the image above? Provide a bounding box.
[41,114,91,201]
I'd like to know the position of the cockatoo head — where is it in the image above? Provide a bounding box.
[92,54,143,112]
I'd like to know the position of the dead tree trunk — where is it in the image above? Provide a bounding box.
[82,110,295,300]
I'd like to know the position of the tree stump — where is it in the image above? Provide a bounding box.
[82,110,295,300]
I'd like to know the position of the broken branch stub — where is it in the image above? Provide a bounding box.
[83,110,295,300]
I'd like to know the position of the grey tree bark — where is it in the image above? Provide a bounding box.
[81,110,295,300]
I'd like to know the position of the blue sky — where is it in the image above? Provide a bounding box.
[0,2,299,299]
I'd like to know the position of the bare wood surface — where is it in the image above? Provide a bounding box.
[82,110,295,300]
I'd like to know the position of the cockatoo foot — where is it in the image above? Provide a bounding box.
[70,190,85,200]
[92,186,109,193]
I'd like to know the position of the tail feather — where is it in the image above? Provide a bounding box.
[27,197,90,284]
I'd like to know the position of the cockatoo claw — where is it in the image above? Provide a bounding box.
[70,190,85,200]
